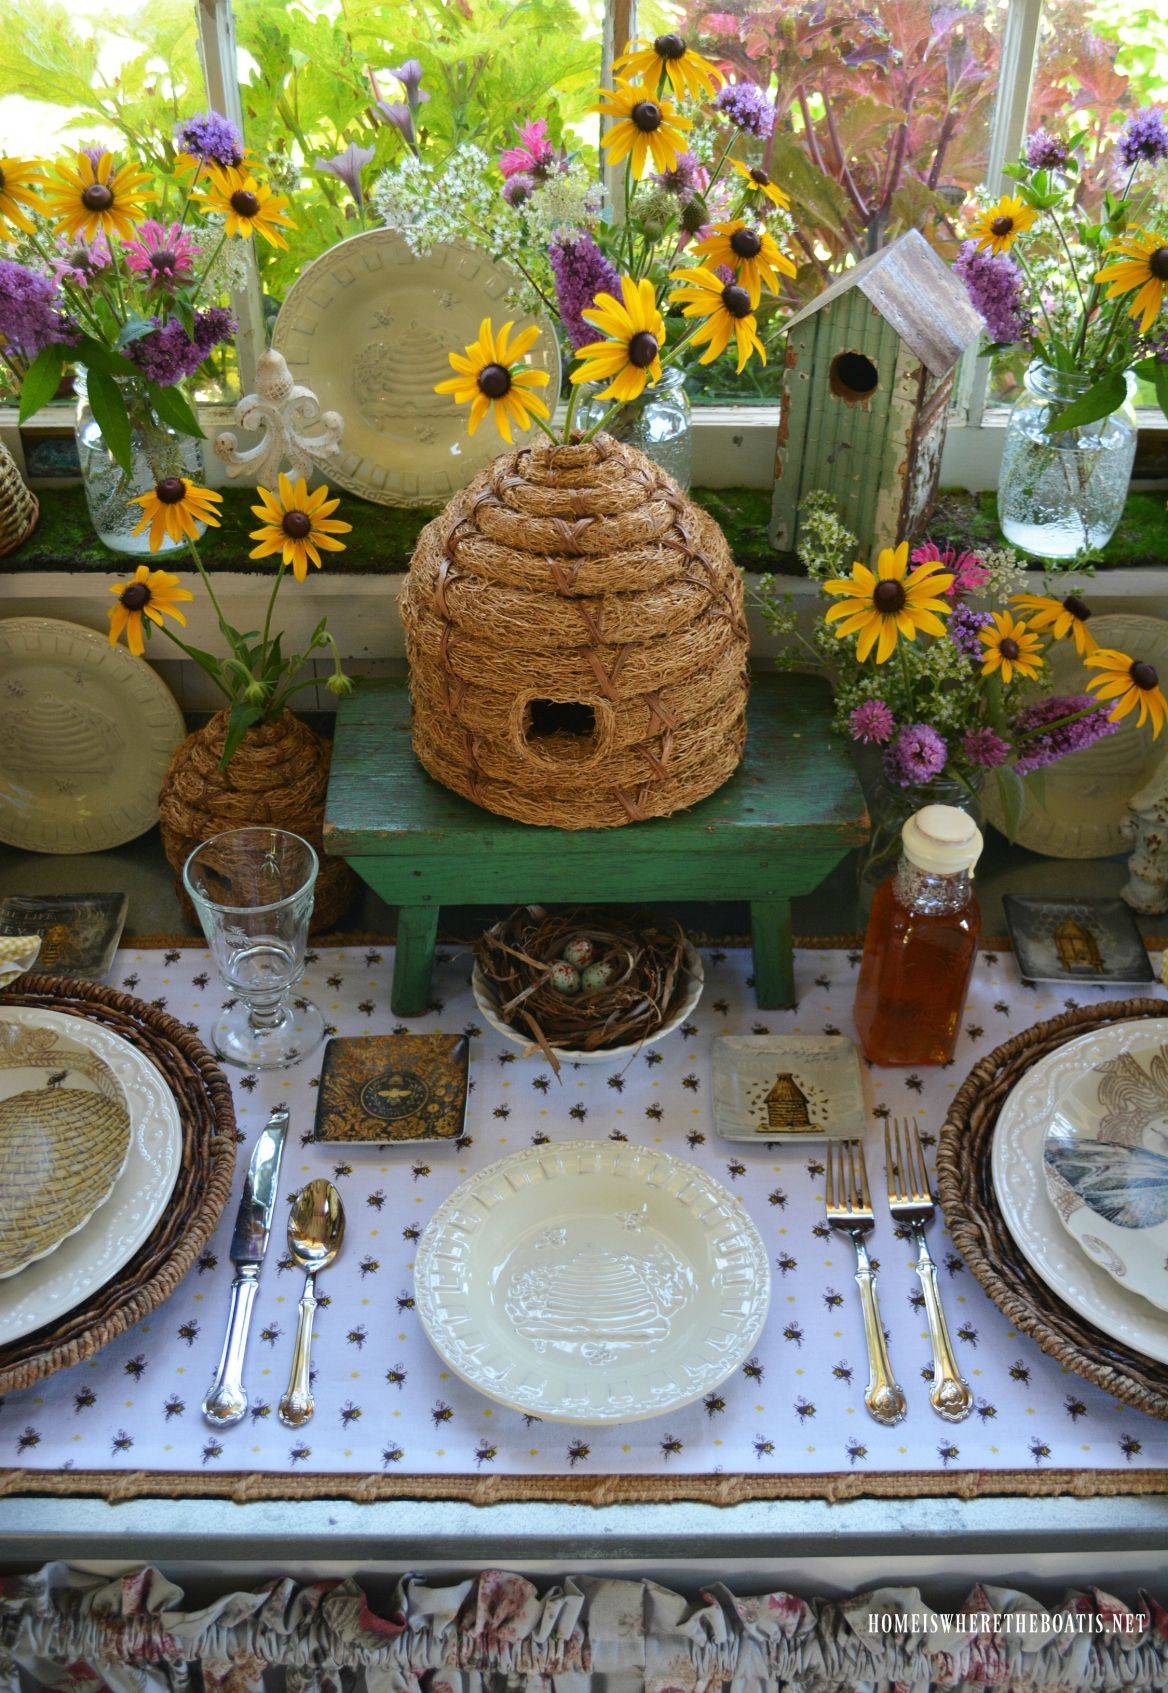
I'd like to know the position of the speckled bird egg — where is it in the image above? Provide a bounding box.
[581,959,616,994]
[562,936,595,969]
[549,960,581,994]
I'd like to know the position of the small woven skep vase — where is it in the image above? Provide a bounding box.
[159,710,355,933]
[0,440,38,557]
[401,433,750,828]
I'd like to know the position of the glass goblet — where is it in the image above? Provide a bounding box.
[183,827,324,1070]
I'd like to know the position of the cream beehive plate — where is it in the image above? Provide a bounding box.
[0,1008,182,1343]
[0,617,185,852]
[414,1140,771,1423]
[272,229,562,507]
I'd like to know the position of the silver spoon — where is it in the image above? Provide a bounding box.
[278,1179,344,1428]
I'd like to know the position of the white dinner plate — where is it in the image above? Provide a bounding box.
[414,1140,771,1423]
[0,1008,183,1346]
[992,1023,1168,1365]
[1042,1019,1168,1313]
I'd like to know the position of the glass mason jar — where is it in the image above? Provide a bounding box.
[858,770,983,904]
[997,360,1137,560]
[577,365,692,489]
[75,372,207,556]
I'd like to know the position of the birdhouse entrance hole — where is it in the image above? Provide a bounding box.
[829,350,879,403]
[523,698,599,761]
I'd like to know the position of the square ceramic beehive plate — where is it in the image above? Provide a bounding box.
[0,893,127,981]
[1003,895,1153,985]
[313,1032,470,1143]
[712,1034,867,1143]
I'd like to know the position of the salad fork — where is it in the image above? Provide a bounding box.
[826,1138,907,1426]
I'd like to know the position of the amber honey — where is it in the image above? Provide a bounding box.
[854,872,980,1065]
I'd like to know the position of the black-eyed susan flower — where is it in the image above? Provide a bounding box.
[614,34,722,101]
[569,276,666,403]
[435,317,552,442]
[667,266,765,372]
[197,165,295,248]
[1010,591,1097,655]
[823,544,953,664]
[43,150,150,244]
[979,610,1043,684]
[968,194,1037,255]
[691,220,795,307]
[592,82,691,180]
[728,157,790,212]
[108,565,194,656]
[249,475,352,581]
[129,477,223,552]
[1096,228,1168,334]
[0,157,43,241]
[1085,647,1167,735]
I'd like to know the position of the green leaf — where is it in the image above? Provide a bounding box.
[18,344,66,422]
[220,702,265,768]
[994,765,1025,843]
[84,367,134,475]
[146,381,204,439]
[115,315,157,349]
[1046,371,1128,433]
[182,642,227,684]
[74,337,140,378]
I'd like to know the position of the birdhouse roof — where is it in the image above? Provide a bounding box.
[782,229,983,378]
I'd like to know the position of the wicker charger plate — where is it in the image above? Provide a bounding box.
[0,975,236,1396]
[937,996,1168,1419]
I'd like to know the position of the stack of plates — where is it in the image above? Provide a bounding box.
[0,1006,183,1347]
[992,1019,1168,1366]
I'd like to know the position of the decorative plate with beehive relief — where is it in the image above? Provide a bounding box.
[711,1034,867,1143]
[314,1032,470,1144]
[271,229,561,507]
[1003,895,1153,985]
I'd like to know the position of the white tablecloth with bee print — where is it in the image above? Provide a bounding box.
[2,940,1167,1498]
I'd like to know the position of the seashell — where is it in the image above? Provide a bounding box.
[0,1086,131,1276]
[549,960,580,994]
[562,936,595,969]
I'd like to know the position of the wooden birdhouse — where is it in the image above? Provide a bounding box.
[770,229,982,562]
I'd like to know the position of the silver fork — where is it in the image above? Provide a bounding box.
[826,1139,907,1427]
[886,1118,972,1423]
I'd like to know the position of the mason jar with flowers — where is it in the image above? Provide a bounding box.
[0,113,293,552]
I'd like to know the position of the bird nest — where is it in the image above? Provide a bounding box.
[401,433,750,829]
[472,906,694,1072]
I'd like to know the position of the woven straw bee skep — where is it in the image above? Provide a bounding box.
[0,440,38,557]
[401,433,750,828]
[158,710,355,933]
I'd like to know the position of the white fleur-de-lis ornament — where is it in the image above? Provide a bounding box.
[213,348,344,484]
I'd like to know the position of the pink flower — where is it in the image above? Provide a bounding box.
[52,233,110,289]
[124,221,200,290]
[911,539,991,600]
[849,700,896,745]
[499,118,555,181]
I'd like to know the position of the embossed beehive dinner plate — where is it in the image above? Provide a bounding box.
[271,228,561,506]
[0,1008,132,1278]
[414,1140,771,1423]
[0,618,185,852]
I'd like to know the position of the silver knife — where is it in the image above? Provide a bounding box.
[202,1105,289,1426]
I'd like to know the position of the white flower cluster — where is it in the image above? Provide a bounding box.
[201,230,253,295]
[370,145,524,261]
[523,170,603,241]
[980,545,1028,600]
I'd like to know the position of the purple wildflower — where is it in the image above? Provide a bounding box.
[655,155,708,197]
[849,700,895,745]
[948,604,993,661]
[389,60,430,107]
[376,102,415,146]
[316,142,375,211]
[1013,694,1119,775]
[885,723,948,788]
[124,307,235,387]
[1118,108,1168,170]
[0,261,75,360]
[1025,129,1070,171]
[954,241,1029,344]
[714,82,775,139]
[175,111,244,167]
[549,232,621,350]
[961,728,1010,770]
[52,234,110,290]
[501,172,537,208]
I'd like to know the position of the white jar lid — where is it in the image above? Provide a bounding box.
[901,803,983,875]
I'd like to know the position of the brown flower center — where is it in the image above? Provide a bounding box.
[1149,247,1168,281]
[121,583,151,611]
[990,214,1014,237]
[999,637,1020,661]
[149,250,178,272]
[1063,593,1090,622]
[155,478,187,505]
[1132,660,1159,690]
[653,32,687,58]
[0,169,6,193]
[721,283,752,319]
[730,226,762,259]
[872,580,906,615]
[230,189,261,218]
[477,362,512,399]
[281,510,313,539]
[81,182,114,212]
[627,330,659,368]
[750,167,771,186]
[631,100,662,133]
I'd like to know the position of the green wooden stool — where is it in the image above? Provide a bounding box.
[324,672,867,1015]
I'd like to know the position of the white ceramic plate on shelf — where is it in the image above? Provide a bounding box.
[0,1008,183,1346]
[414,1140,770,1423]
[1042,1020,1168,1314]
[272,228,561,507]
[992,1020,1168,1365]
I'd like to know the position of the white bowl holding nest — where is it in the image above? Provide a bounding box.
[472,938,705,1065]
